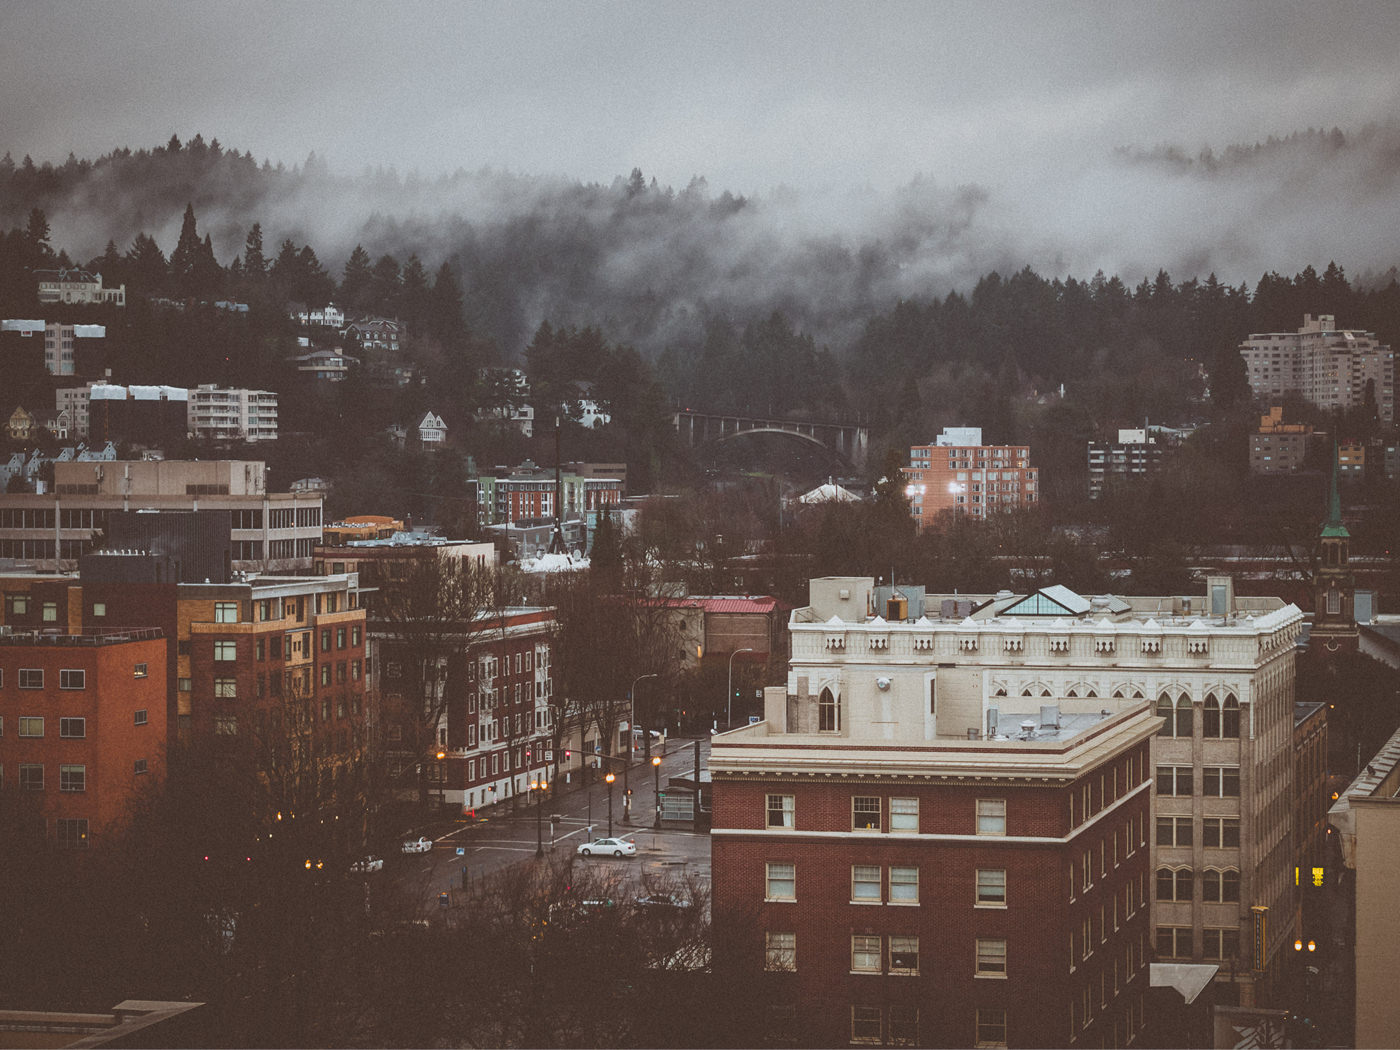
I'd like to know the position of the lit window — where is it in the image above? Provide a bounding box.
[889,866,918,904]
[214,640,237,661]
[976,938,1007,977]
[134,663,148,679]
[851,934,882,973]
[890,797,918,833]
[852,864,881,902]
[766,862,795,901]
[214,601,239,623]
[977,798,1006,835]
[19,716,44,737]
[976,868,1006,906]
[214,678,237,698]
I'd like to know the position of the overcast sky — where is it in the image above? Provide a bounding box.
[6,1,1399,193]
[7,1,1400,301]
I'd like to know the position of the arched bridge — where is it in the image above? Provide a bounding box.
[673,411,869,468]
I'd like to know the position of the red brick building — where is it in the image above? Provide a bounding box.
[0,629,167,848]
[712,701,1159,1048]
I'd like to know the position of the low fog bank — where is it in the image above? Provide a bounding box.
[26,124,1400,355]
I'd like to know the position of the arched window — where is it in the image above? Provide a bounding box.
[1156,694,1175,737]
[1067,689,1078,698]
[1327,587,1341,615]
[1086,689,1097,698]
[818,687,839,732]
[1222,695,1240,739]
[1156,866,1192,902]
[1113,690,1124,699]
[1203,694,1221,738]
[1042,689,1052,697]
[1202,868,1241,903]
[1174,694,1192,737]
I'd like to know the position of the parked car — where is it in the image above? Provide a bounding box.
[350,856,384,873]
[401,836,434,854]
[576,837,637,858]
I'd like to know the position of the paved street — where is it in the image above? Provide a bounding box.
[387,737,712,916]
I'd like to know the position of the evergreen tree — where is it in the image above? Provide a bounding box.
[242,223,267,279]
[25,207,51,265]
[340,245,373,313]
[427,261,464,345]
[589,506,622,591]
[168,202,203,298]
[400,254,430,332]
[126,232,167,295]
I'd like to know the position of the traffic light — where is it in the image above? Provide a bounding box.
[565,749,572,759]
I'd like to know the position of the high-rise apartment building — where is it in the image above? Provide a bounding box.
[1239,314,1394,422]
[902,428,1038,528]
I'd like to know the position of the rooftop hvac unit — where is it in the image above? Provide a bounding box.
[986,707,999,737]
[1018,719,1036,740]
[1039,704,1061,729]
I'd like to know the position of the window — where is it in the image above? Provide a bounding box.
[320,664,331,686]
[321,628,332,651]
[1156,816,1193,847]
[134,709,148,726]
[59,669,85,690]
[1157,765,1193,796]
[889,935,919,974]
[214,715,237,735]
[19,668,42,689]
[818,687,839,731]
[766,794,794,829]
[1203,766,1241,797]
[1156,926,1192,958]
[20,764,43,790]
[56,818,88,849]
[975,1008,1008,1048]
[851,934,882,973]
[92,601,107,617]
[976,868,1007,906]
[1156,867,1192,902]
[977,798,1006,835]
[852,796,881,831]
[336,626,347,649]
[134,758,148,775]
[59,717,85,739]
[1156,692,1192,737]
[976,938,1007,977]
[215,601,239,623]
[42,601,58,622]
[1202,817,1241,848]
[352,625,362,646]
[851,1005,882,1044]
[214,640,237,661]
[890,866,919,904]
[19,716,44,737]
[852,864,882,902]
[766,862,795,901]
[1222,695,1240,738]
[60,764,85,792]
[214,678,237,698]
[6,593,29,615]
[765,932,796,971]
[1203,927,1241,960]
[890,797,918,833]
[134,662,148,679]
[1202,868,1241,903]
[888,1005,918,1047]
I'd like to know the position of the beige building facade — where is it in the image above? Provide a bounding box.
[776,576,1303,1003]
[1239,314,1394,423]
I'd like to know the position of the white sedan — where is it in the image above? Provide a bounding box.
[401,836,434,854]
[576,837,637,858]
[350,855,384,873]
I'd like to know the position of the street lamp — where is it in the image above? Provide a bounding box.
[530,777,547,858]
[630,672,659,757]
[727,648,755,729]
[604,772,616,837]
[652,755,662,828]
